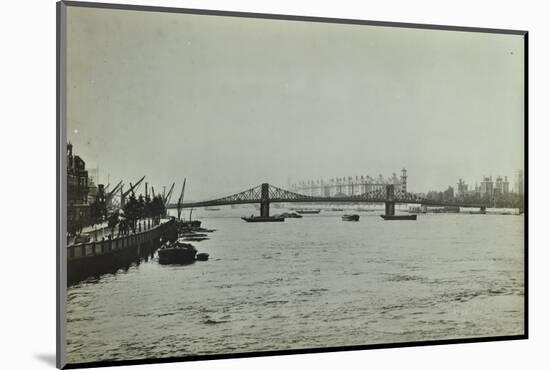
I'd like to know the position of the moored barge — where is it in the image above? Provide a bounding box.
[241,215,285,222]
[380,215,417,220]
[158,240,197,264]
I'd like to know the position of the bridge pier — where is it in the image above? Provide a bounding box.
[384,184,396,217]
[385,201,395,216]
[260,183,270,217]
[260,202,270,217]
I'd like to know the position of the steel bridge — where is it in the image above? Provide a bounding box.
[167,183,486,217]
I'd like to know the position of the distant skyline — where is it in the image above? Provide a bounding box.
[66,7,524,200]
[287,171,523,194]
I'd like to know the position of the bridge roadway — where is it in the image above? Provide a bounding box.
[166,183,486,217]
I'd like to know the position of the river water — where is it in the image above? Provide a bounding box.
[66,207,524,364]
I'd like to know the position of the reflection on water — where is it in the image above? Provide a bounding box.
[66,208,524,363]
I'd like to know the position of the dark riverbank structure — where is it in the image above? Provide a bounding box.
[66,143,169,232]
[67,219,177,284]
[66,143,181,283]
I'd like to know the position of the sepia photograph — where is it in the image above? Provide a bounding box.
[58,1,527,368]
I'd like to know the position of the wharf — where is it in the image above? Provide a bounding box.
[67,219,177,284]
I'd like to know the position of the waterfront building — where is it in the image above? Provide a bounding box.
[292,168,408,196]
[474,182,480,195]
[390,173,399,186]
[87,177,98,204]
[443,186,454,201]
[68,143,89,205]
[495,176,503,196]
[88,167,99,187]
[503,176,510,194]
[67,143,90,228]
[457,178,468,197]
[480,176,494,198]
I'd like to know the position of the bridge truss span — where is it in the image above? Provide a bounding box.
[172,183,486,213]
[177,183,316,208]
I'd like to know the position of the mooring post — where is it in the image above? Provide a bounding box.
[260,183,270,217]
[385,184,395,216]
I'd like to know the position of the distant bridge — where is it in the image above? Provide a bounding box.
[166,183,486,217]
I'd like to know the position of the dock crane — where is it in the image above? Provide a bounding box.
[107,180,123,197]
[128,182,139,198]
[120,176,145,207]
[163,182,175,206]
[105,180,123,208]
[128,176,146,197]
[128,183,135,197]
[176,178,186,220]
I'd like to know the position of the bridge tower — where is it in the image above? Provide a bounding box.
[385,184,396,216]
[401,168,407,193]
[260,183,270,217]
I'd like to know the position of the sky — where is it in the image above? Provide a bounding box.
[66,6,525,200]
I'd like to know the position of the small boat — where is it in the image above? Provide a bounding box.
[179,220,202,228]
[331,208,344,212]
[296,209,321,214]
[342,214,360,221]
[204,207,221,211]
[158,241,197,264]
[183,236,210,242]
[380,215,417,220]
[196,252,209,261]
[280,212,303,219]
[179,232,208,238]
[198,228,216,233]
[178,208,201,230]
[241,215,285,222]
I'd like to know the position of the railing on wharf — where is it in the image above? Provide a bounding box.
[67,218,175,260]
